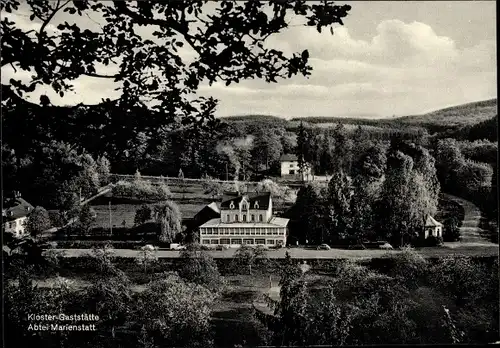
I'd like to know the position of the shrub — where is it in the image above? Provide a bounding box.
[55,240,145,249]
[426,235,444,247]
[112,179,171,201]
[134,204,152,225]
[443,217,461,242]
[186,243,210,251]
[48,211,64,228]
[154,182,171,201]
[179,247,223,293]
[256,179,296,203]
[389,248,427,289]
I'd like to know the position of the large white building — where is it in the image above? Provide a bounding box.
[3,195,33,238]
[279,154,312,180]
[199,192,289,248]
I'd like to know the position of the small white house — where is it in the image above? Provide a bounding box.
[279,154,312,180]
[3,194,34,238]
[423,215,443,239]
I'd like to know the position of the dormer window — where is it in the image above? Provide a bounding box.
[229,201,235,210]
[254,201,259,209]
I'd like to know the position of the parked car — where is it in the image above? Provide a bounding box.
[363,241,390,249]
[269,244,283,250]
[169,243,186,250]
[348,244,366,250]
[379,242,394,250]
[215,244,229,251]
[317,244,331,250]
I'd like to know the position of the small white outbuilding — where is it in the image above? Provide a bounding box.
[423,215,443,239]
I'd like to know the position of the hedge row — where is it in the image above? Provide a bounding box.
[49,253,498,277]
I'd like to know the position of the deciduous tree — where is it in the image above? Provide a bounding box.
[2,0,351,134]
[179,245,223,292]
[377,151,418,246]
[233,244,268,275]
[137,244,158,274]
[256,179,296,204]
[78,204,96,236]
[324,168,352,243]
[154,200,182,243]
[289,183,324,244]
[136,273,215,348]
[25,206,51,239]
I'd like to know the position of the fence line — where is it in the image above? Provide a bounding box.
[109,173,325,186]
[111,173,262,185]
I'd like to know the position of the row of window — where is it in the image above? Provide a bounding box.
[201,238,283,245]
[201,227,286,235]
[201,230,285,236]
[224,213,263,223]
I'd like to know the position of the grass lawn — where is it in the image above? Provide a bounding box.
[91,202,209,228]
[90,183,215,228]
[89,181,291,229]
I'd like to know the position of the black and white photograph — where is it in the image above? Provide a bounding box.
[1,0,498,347]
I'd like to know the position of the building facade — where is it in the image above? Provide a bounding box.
[279,154,312,180]
[3,195,34,238]
[423,215,443,239]
[199,192,289,247]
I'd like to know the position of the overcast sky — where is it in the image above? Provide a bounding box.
[2,1,496,118]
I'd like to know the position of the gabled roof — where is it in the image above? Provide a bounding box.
[194,202,221,220]
[280,154,298,162]
[3,198,34,221]
[425,215,443,227]
[221,191,240,203]
[207,202,220,214]
[220,192,271,210]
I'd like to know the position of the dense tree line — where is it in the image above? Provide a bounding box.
[294,122,430,177]
[4,244,223,348]
[2,0,352,208]
[259,252,498,346]
[288,137,441,247]
[5,241,498,347]
[434,138,496,221]
[433,114,498,143]
[2,139,110,216]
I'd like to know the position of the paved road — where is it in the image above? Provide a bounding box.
[49,244,498,259]
[442,193,495,244]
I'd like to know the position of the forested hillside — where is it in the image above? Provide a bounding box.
[395,99,497,127]
[3,86,497,227]
[234,99,497,134]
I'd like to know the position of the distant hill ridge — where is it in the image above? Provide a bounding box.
[3,84,496,130]
[223,98,497,129]
[394,98,497,126]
